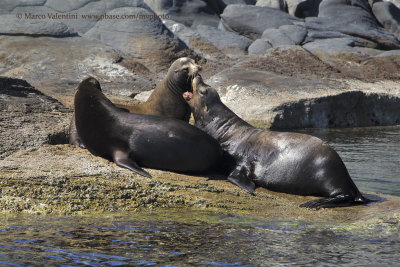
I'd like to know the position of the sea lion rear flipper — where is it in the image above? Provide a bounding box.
[228,166,256,195]
[112,150,152,178]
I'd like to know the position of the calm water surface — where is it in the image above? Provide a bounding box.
[296,126,400,197]
[0,126,399,266]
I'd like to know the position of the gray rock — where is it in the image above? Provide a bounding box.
[0,35,157,103]
[196,25,252,54]
[0,0,46,13]
[45,0,93,12]
[0,77,71,159]
[303,29,355,43]
[144,0,222,27]
[164,20,202,45]
[372,1,400,41]
[248,38,273,54]
[271,91,400,129]
[279,24,308,44]
[373,49,400,57]
[261,28,296,46]
[206,65,343,122]
[302,37,373,57]
[256,0,286,10]
[220,4,302,39]
[0,14,78,37]
[84,7,188,71]
[313,0,400,49]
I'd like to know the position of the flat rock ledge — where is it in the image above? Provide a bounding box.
[0,144,399,228]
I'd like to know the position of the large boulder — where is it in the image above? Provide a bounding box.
[309,0,400,49]
[0,15,77,37]
[196,25,252,55]
[84,7,189,71]
[220,4,302,39]
[372,1,400,41]
[144,0,225,27]
[271,91,400,129]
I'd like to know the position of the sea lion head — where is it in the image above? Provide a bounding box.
[168,57,202,91]
[183,75,221,116]
[78,76,102,92]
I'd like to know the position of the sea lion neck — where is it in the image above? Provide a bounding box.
[195,101,252,146]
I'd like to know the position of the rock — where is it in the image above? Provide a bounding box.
[144,0,224,27]
[279,24,308,44]
[313,0,400,49]
[206,53,343,122]
[242,45,341,78]
[271,91,400,129]
[0,0,47,13]
[162,20,227,59]
[261,28,296,46]
[2,144,397,218]
[256,0,286,10]
[45,0,93,12]
[0,77,71,159]
[220,4,302,39]
[248,26,307,54]
[0,35,157,106]
[303,37,400,80]
[248,39,273,54]
[196,25,252,55]
[163,19,202,45]
[0,15,77,37]
[372,1,400,41]
[206,44,400,124]
[84,7,189,72]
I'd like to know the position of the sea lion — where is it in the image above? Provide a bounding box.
[69,57,202,148]
[183,76,371,209]
[74,76,222,177]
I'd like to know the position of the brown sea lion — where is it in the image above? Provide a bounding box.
[74,76,222,177]
[183,75,371,209]
[69,57,202,148]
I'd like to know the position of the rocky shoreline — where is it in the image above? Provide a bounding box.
[1,0,400,224]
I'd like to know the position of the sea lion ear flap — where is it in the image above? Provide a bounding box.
[227,166,256,196]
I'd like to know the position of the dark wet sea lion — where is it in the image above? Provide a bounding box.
[74,76,222,177]
[183,76,371,209]
[69,57,202,148]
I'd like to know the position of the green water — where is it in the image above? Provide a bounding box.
[0,210,399,266]
[0,126,399,266]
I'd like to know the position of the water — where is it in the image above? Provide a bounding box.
[295,126,400,197]
[0,211,399,266]
[0,126,399,266]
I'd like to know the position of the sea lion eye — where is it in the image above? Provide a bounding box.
[199,87,208,96]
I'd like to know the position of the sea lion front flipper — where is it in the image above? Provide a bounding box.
[227,166,256,195]
[112,150,152,178]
